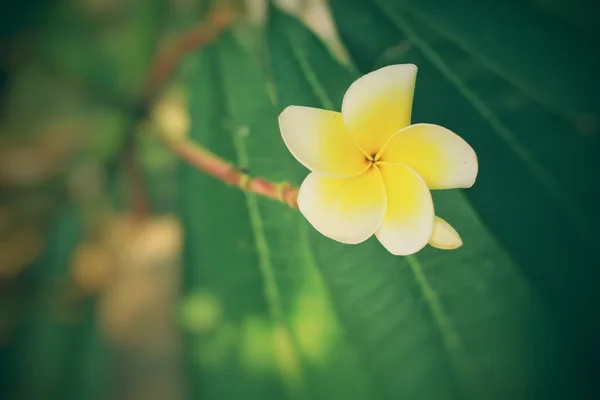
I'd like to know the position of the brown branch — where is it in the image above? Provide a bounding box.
[125,3,238,220]
[163,137,299,209]
[133,2,301,211]
[141,4,238,103]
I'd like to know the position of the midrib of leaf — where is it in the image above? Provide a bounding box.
[296,218,378,398]
[269,14,391,396]
[273,11,479,396]
[214,46,310,400]
[262,18,379,397]
[373,0,588,238]
[232,134,311,400]
[297,221,330,294]
[398,1,578,122]
[268,13,360,343]
[405,255,475,393]
[279,29,335,111]
[260,38,341,338]
[232,136,284,322]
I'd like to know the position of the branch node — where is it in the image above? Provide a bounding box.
[239,174,251,191]
[275,182,291,203]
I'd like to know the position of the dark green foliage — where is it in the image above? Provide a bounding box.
[179,5,559,400]
[330,0,600,398]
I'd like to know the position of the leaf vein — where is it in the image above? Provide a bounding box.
[374,0,588,238]
[399,1,579,122]
[405,254,476,397]
[279,25,336,110]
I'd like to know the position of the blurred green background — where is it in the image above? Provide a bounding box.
[1,0,599,399]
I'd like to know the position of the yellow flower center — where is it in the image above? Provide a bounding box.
[364,144,386,165]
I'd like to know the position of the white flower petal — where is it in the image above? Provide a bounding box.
[379,124,478,189]
[376,163,434,255]
[342,64,418,155]
[279,106,369,177]
[298,168,386,244]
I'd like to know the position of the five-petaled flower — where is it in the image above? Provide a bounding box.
[278,64,478,255]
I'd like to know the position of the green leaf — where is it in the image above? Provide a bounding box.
[179,44,285,400]
[330,0,600,397]
[267,5,558,400]
[178,4,574,400]
[179,33,372,400]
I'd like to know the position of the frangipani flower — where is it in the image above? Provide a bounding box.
[278,64,478,255]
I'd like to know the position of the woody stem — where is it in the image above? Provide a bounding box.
[161,135,299,208]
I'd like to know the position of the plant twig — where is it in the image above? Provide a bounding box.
[125,3,238,220]
[163,136,299,208]
[124,1,301,212]
[146,2,300,209]
[141,4,238,104]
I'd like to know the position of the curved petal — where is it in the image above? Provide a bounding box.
[376,164,434,255]
[342,64,417,155]
[279,106,369,177]
[429,216,463,250]
[298,167,386,244]
[378,124,478,189]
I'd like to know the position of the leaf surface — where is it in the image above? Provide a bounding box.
[183,9,543,399]
[330,0,600,397]
[179,31,372,400]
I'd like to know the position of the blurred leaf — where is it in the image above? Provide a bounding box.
[17,206,110,400]
[330,0,600,397]
[534,0,600,36]
[37,0,166,99]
